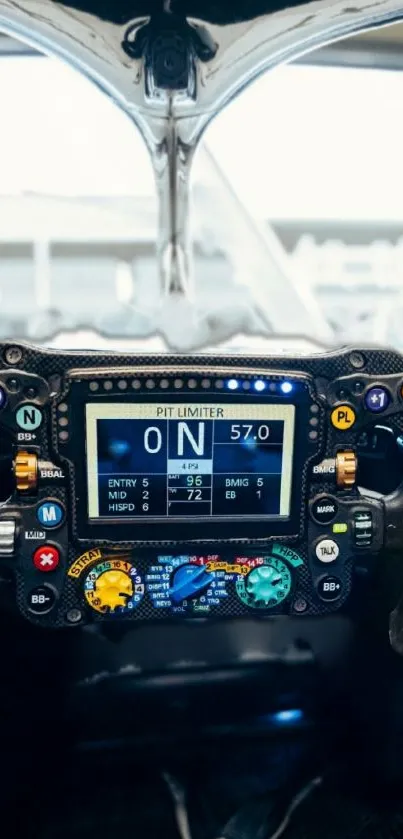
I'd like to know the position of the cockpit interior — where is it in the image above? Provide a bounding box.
[2,3,403,838]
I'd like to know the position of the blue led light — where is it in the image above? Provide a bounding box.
[272,709,304,725]
[227,379,239,390]
[254,380,266,392]
[108,439,131,458]
[280,381,293,394]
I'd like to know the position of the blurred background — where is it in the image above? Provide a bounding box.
[1,24,403,352]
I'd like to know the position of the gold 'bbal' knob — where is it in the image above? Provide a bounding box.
[14,451,38,492]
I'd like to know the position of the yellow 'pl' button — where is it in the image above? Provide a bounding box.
[330,405,356,430]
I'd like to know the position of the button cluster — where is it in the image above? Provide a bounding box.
[330,384,394,431]
[311,497,344,600]
[24,500,65,612]
[310,491,377,604]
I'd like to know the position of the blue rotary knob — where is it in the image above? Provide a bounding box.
[170,564,215,604]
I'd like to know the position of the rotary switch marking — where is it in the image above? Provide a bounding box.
[170,564,214,604]
[236,554,294,609]
[84,558,144,614]
[91,569,133,610]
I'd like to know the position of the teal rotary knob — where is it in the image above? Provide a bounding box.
[236,558,292,609]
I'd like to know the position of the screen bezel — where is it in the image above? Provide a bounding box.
[58,371,321,544]
[85,401,296,522]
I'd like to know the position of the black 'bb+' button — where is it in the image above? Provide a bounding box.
[317,575,343,601]
[311,496,338,525]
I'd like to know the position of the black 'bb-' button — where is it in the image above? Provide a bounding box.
[311,496,338,525]
[27,585,57,614]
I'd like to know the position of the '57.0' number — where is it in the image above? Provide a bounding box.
[230,424,270,441]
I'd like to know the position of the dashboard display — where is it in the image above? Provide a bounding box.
[86,402,295,520]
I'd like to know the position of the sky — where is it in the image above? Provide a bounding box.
[0,54,403,220]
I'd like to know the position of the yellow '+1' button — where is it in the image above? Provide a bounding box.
[330,404,356,430]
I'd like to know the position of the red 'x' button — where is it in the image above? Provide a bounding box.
[33,545,60,572]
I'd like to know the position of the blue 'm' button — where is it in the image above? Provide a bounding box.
[37,501,64,528]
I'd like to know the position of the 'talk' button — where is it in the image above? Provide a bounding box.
[315,539,339,563]
[33,545,60,572]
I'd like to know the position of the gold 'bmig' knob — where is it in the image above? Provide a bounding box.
[335,450,357,489]
[14,451,38,492]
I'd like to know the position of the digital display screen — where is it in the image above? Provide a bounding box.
[86,403,295,520]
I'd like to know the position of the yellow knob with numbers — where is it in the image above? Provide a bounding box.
[83,557,144,615]
[88,569,133,612]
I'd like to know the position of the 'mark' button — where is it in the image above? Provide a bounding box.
[37,501,64,529]
[330,405,356,431]
[311,496,338,525]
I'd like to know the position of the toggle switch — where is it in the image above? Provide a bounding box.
[0,520,16,556]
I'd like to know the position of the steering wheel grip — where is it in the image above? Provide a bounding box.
[381,485,403,653]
